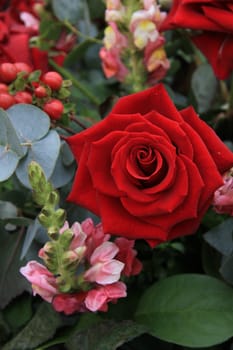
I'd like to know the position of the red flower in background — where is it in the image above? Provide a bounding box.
[0,0,76,72]
[161,0,233,80]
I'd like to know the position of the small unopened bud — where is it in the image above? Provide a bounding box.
[59,229,73,249]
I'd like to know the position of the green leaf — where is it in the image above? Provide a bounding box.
[135,274,233,348]
[64,40,94,66]
[204,218,233,256]
[191,63,218,113]
[7,104,50,143]
[16,130,61,188]
[3,294,32,333]
[2,302,61,350]
[51,0,84,24]
[65,319,147,350]
[0,229,30,308]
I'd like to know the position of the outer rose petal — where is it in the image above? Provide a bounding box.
[192,33,233,80]
[161,0,233,79]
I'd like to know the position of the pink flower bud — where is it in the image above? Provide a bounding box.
[213,174,233,215]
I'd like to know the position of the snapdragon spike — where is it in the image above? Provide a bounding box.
[100,0,170,90]
[21,162,142,315]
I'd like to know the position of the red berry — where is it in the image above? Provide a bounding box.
[14,62,32,74]
[14,91,33,104]
[0,63,18,83]
[41,71,63,91]
[0,83,8,93]
[43,99,64,120]
[0,93,15,109]
[34,85,47,98]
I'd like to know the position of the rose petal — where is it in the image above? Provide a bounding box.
[121,156,188,216]
[110,84,183,121]
[192,32,233,79]
[202,5,233,31]
[111,133,177,201]
[143,154,205,230]
[97,193,168,241]
[180,107,233,174]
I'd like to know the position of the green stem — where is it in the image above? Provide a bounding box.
[63,19,102,45]
[49,59,100,106]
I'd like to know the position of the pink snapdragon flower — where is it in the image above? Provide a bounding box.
[52,291,88,315]
[84,241,124,285]
[144,36,170,82]
[99,47,129,81]
[104,22,128,52]
[213,173,233,215]
[115,237,143,277]
[85,281,127,312]
[130,1,166,49]
[20,261,58,302]
[21,218,142,314]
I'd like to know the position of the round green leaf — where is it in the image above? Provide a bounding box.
[0,146,20,181]
[16,130,60,188]
[7,104,50,143]
[135,274,233,348]
[0,109,25,157]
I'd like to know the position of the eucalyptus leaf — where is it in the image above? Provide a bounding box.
[135,274,233,348]
[20,219,46,260]
[50,151,75,188]
[16,130,60,188]
[220,254,233,286]
[0,147,19,181]
[204,218,233,256]
[7,104,50,143]
[0,200,17,219]
[0,109,25,181]
[191,63,218,113]
[0,109,24,156]
[61,141,74,166]
[51,0,84,24]
[2,303,61,350]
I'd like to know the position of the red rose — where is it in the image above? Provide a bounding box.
[161,0,233,79]
[0,1,74,72]
[66,84,233,247]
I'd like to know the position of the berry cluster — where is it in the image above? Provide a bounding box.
[0,62,71,120]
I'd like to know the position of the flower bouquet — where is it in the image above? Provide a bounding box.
[1,1,233,349]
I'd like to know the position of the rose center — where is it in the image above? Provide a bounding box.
[127,144,168,187]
